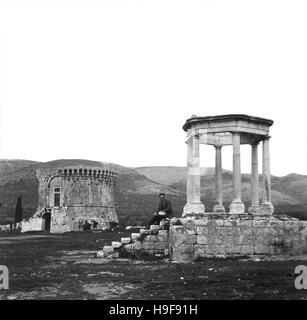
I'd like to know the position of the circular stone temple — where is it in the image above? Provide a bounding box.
[182,114,274,217]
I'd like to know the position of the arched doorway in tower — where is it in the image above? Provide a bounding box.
[43,210,51,231]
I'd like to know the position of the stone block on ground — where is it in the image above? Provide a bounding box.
[133,241,142,250]
[159,220,167,227]
[111,241,122,249]
[131,233,141,240]
[158,230,169,236]
[147,235,158,241]
[141,241,154,250]
[124,244,133,251]
[103,245,114,254]
[121,237,131,244]
[96,250,105,258]
[140,229,151,235]
[150,225,161,233]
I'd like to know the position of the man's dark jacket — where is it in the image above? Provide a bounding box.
[157,198,174,217]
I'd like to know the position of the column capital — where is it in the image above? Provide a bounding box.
[214,145,222,149]
[186,132,200,143]
[250,140,260,146]
[262,135,271,141]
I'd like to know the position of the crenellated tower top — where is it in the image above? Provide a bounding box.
[57,168,118,185]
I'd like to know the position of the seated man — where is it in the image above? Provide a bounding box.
[146,193,173,228]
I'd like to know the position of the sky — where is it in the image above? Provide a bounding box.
[0,0,306,176]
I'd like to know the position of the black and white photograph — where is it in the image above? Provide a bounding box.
[0,0,307,308]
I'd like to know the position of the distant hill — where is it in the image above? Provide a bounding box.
[134,166,237,185]
[0,159,39,176]
[0,160,307,226]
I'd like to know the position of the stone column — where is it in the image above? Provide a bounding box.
[260,137,274,214]
[230,132,245,214]
[213,145,225,213]
[183,133,205,217]
[248,143,261,214]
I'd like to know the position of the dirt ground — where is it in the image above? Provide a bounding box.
[0,231,306,300]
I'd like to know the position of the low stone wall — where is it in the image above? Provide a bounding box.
[169,214,307,263]
[21,217,45,233]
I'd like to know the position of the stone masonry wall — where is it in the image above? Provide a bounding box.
[169,215,307,263]
[50,207,70,233]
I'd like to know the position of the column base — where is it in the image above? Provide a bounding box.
[182,202,205,217]
[259,203,274,215]
[213,204,225,214]
[248,205,262,215]
[229,201,245,214]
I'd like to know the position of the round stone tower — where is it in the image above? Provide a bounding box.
[34,167,118,233]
